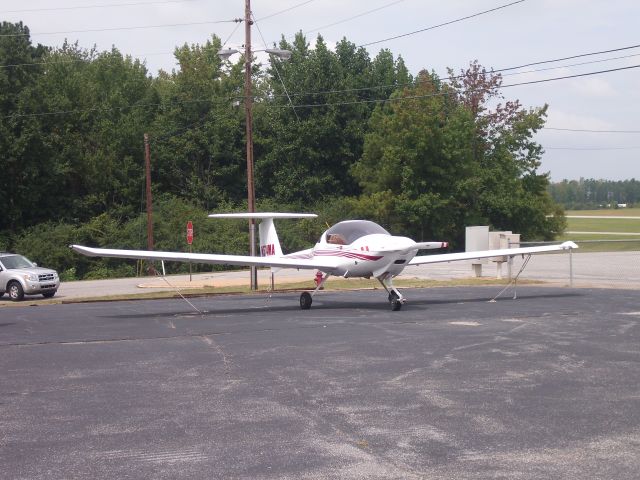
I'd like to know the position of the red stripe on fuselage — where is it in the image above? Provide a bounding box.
[312,249,383,261]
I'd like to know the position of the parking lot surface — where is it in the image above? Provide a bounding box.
[1,286,639,479]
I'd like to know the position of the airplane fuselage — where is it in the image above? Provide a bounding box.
[299,234,421,278]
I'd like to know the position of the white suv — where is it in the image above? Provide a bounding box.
[0,253,60,301]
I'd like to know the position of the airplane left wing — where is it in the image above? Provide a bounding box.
[408,241,578,266]
[70,245,340,271]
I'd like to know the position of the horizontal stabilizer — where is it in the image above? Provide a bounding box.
[209,212,317,219]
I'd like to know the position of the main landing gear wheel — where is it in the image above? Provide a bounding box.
[388,291,402,311]
[390,298,402,311]
[300,291,312,310]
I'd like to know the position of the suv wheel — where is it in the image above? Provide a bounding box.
[42,291,56,299]
[8,282,24,301]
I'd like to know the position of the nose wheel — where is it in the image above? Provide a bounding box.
[388,291,402,311]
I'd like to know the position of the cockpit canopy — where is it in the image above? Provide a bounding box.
[322,220,390,245]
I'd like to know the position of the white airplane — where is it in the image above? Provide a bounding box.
[71,213,577,311]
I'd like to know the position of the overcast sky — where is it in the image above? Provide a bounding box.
[5,0,639,181]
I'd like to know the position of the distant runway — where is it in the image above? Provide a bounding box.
[566,215,640,219]
[1,286,639,479]
[566,231,640,235]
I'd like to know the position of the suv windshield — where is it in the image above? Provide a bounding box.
[1,255,35,269]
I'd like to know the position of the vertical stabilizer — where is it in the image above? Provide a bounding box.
[208,213,317,258]
[258,218,282,257]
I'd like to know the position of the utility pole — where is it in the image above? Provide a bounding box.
[143,133,156,275]
[245,0,258,290]
[218,2,290,290]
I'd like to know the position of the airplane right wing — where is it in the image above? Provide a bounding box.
[70,245,340,271]
[408,241,578,266]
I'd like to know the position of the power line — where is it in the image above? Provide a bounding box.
[500,64,640,90]
[251,13,300,121]
[358,0,526,48]
[498,52,640,78]
[3,43,639,100]
[221,21,242,50]
[272,51,640,100]
[298,0,407,37]
[491,43,640,74]
[0,19,240,37]
[0,52,175,70]
[151,111,217,144]
[275,63,640,109]
[256,0,317,22]
[1,95,236,120]
[3,44,639,119]
[0,0,199,14]
[544,127,640,134]
[4,61,639,120]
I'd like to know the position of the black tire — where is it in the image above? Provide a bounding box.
[388,291,399,303]
[300,292,312,310]
[42,291,56,299]
[0,291,3,299]
[8,282,24,301]
[391,298,402,311]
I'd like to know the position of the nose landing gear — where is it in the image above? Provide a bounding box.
[379,274,405,311]
[388,291,403,311]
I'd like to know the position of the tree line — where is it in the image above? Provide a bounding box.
[0,21,564,279]
[548,178,640,209]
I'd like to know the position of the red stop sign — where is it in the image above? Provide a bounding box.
[186,221,194,245]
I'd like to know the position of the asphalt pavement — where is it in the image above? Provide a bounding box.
[1,286,639,479]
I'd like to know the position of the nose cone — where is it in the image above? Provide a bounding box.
[374,236,416,252]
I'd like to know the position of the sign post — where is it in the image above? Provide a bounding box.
[186,221,194,281]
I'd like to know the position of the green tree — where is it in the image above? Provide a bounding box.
[0,22,48,231]
[4,40,158,225]
[256,34,410,205]
[352,63,564,243]
[150,35,247,209]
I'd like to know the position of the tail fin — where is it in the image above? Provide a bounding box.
[208,213,317,258]
[258,218,282,257]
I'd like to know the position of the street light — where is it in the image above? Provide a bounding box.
[218,0,291,291]
[264,48,292,60]
[217,48,291,62]
[217,48,239,61]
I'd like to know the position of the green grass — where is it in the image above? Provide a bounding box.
[565,217,640,233]
[556,236,640,252]
[559,210,640,252]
